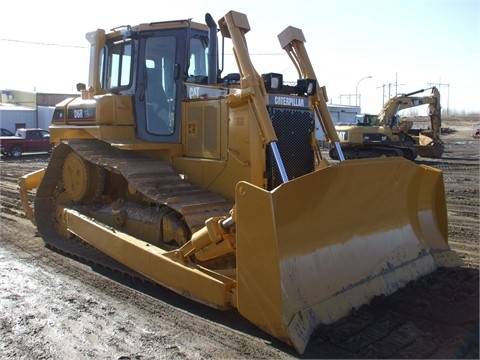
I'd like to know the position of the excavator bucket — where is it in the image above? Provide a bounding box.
[415,131,445,158]
[234,156,460,354]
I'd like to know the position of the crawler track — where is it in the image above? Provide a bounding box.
[33,139,233,274]
[329,144,418,160]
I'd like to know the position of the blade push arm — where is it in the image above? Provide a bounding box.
[218,11,277,145]
[278,26,345,161]
[218,11,289,181]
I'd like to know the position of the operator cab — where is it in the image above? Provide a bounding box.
[99,22,211,144]
[356,114,377,126]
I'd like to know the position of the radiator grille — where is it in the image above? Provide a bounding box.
[267,107,315,189]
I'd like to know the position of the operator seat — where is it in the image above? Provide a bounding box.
[146,67,170,134]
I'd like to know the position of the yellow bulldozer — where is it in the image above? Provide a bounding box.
[330,87,445,160]
[18,10,460,354]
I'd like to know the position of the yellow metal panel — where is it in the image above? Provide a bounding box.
[113,95,135,125]
[172,157,234,199]
[175,98,266,200]
[183,100,222,158]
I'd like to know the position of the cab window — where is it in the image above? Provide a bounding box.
[108,40,133,89]
[188,36,209,79]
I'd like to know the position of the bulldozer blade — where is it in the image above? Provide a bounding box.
[234,156,460,354]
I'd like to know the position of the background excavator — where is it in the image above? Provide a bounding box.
[330,87,444,160]
[18,10,460,354]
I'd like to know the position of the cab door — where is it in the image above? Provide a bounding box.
[135,30,186,143]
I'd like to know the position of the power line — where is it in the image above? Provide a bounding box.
[0,38,87,49]
[1,38,284,55]
[224,52,285,56]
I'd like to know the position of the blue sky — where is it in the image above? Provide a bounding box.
[1,0,479,114]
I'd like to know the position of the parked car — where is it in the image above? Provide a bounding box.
[0,128,52,157]
[1,128,14,136]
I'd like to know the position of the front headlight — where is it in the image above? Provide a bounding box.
[263,73,283,92]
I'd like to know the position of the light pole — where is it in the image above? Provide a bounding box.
[355,75,372,107]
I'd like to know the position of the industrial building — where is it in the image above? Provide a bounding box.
[0,89,75,133]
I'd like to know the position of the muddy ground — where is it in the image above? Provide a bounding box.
[0,117,478,359]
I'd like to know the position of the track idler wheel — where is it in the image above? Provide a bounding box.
[62,152,104,202]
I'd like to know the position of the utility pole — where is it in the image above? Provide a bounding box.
[393,73,406,96]
[377,77,406,106]
[428,81,450,116]
[377,83,402,105]
[377,84,386,105]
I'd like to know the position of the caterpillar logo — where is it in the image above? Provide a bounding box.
[337,131,348,140]
[269,95,307,108]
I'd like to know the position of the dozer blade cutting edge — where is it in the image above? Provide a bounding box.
[234,156,460,353]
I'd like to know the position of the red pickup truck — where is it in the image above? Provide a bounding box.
[0,128,52,157]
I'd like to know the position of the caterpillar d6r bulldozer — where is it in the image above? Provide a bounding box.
[19,10,460,354]
[330,87,445,160]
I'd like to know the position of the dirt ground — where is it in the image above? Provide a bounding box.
[0,116,478,359]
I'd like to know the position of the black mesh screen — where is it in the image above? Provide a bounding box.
[267,107,315,189]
